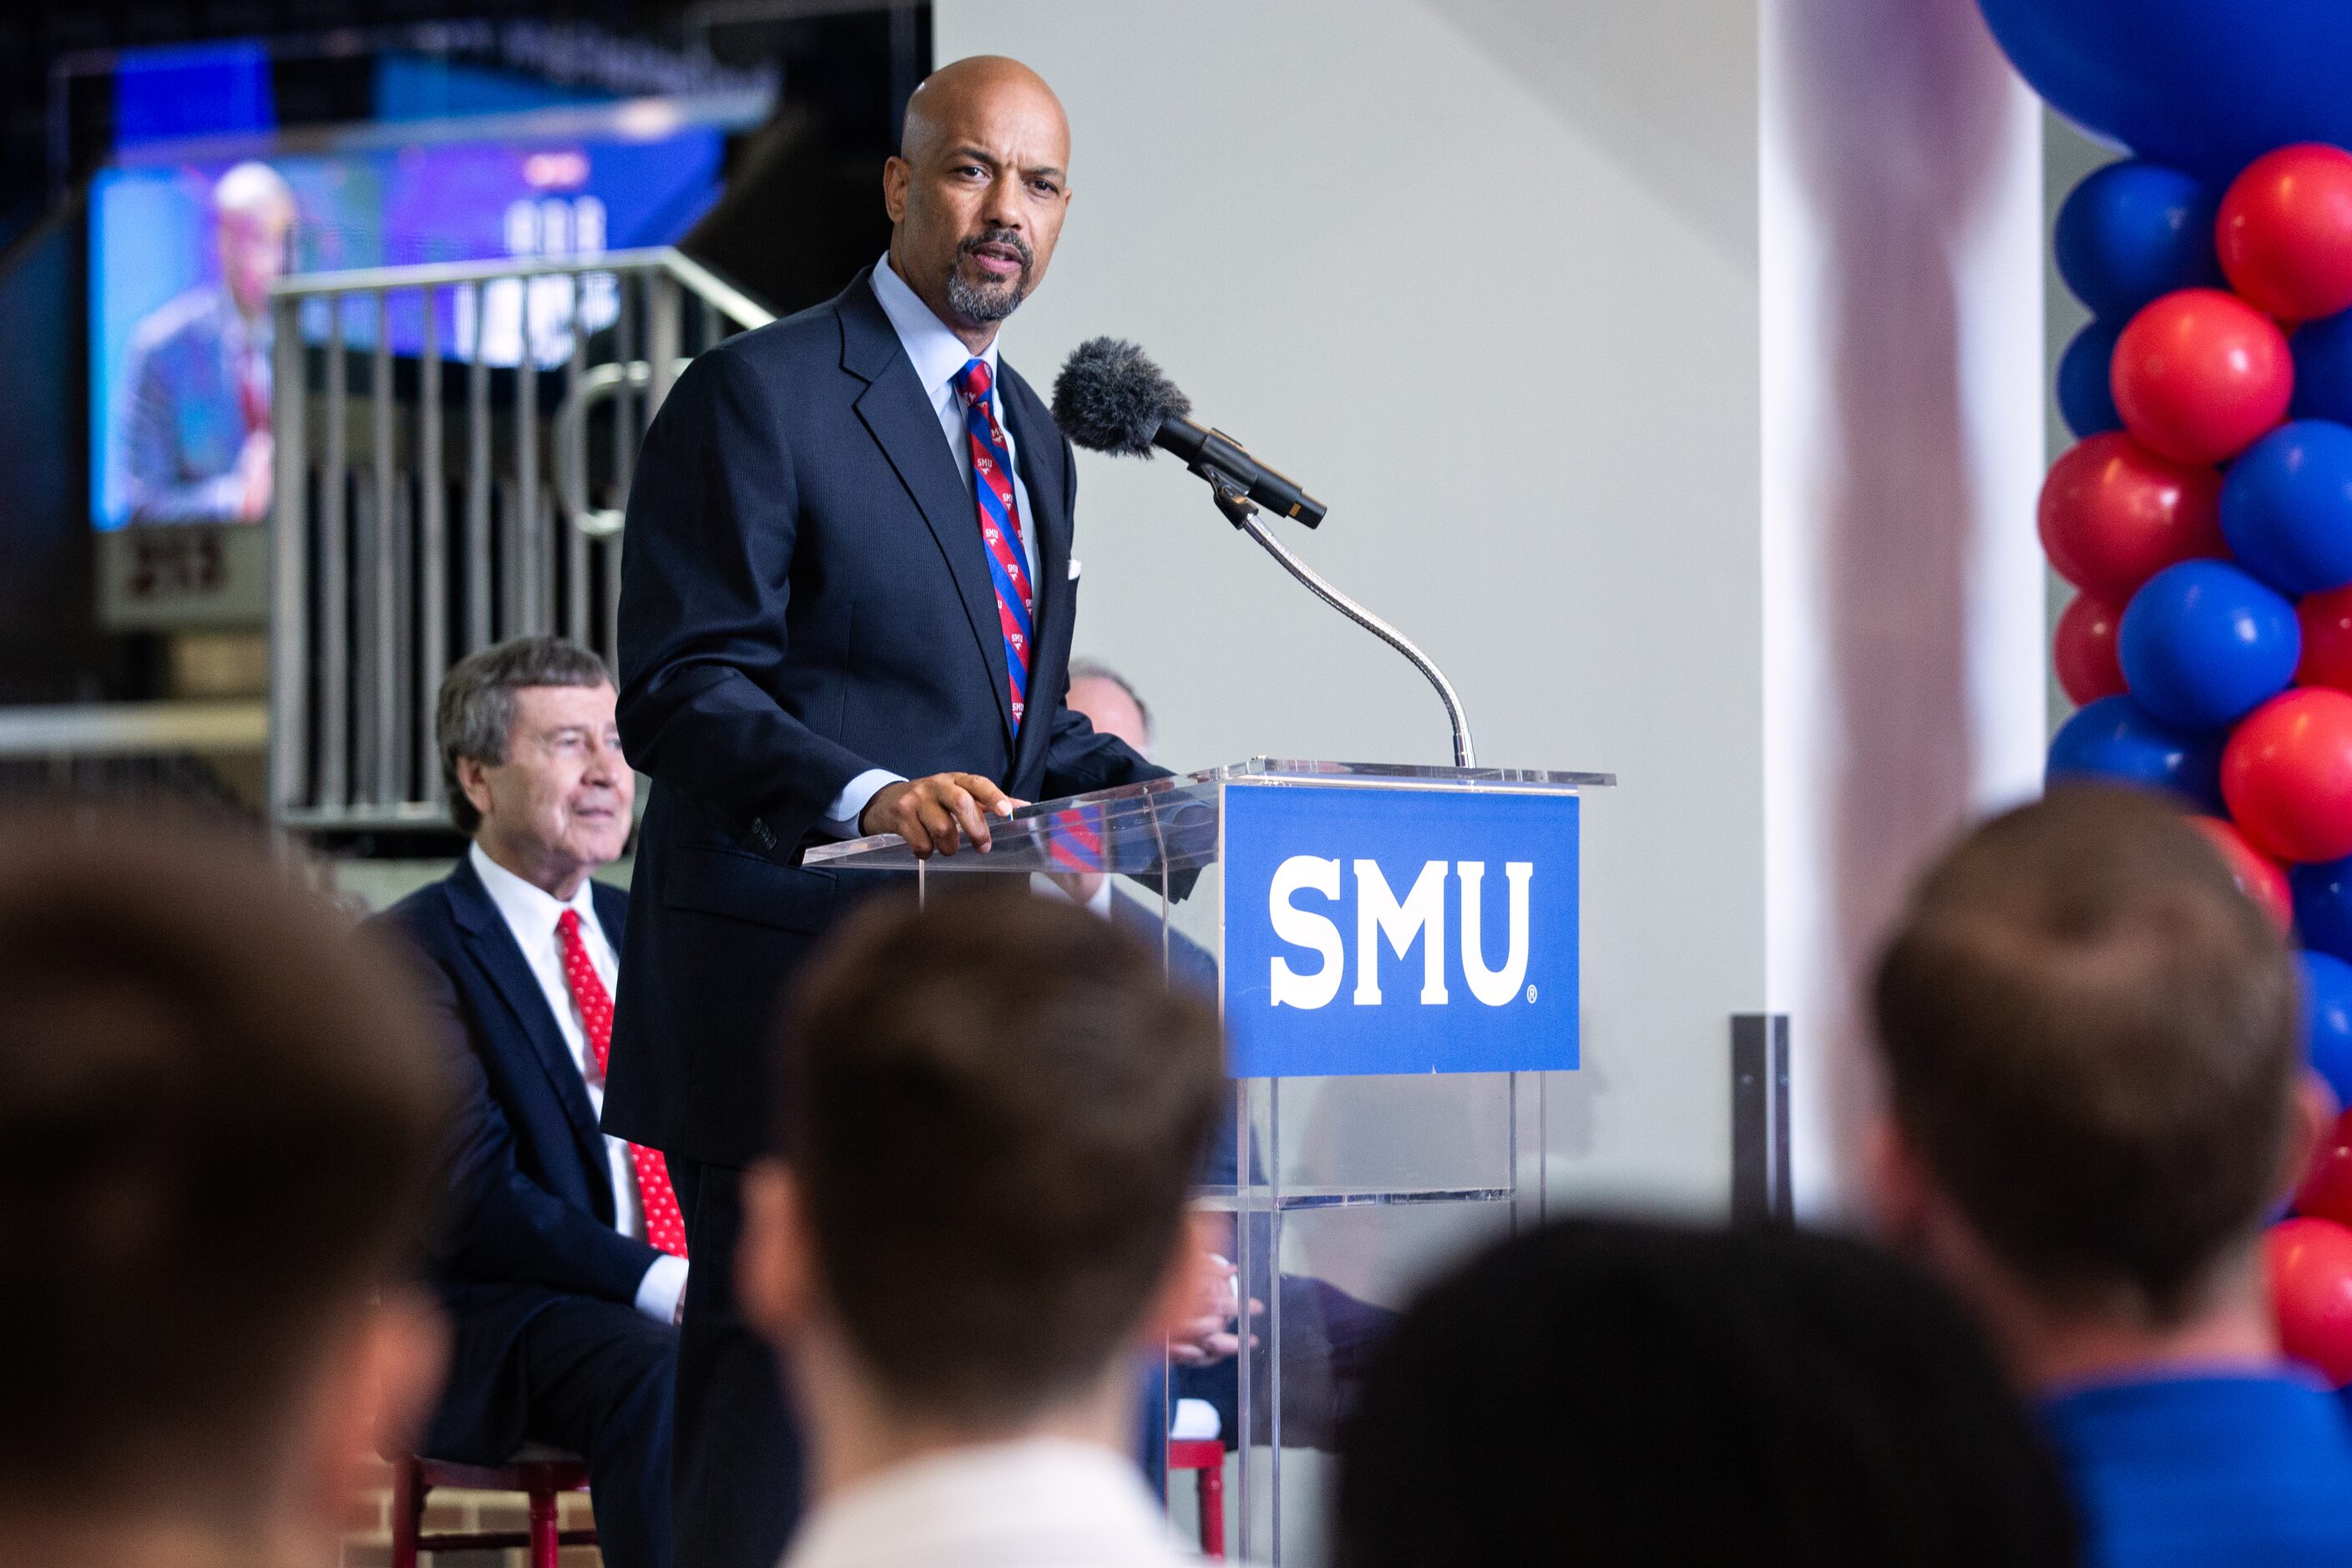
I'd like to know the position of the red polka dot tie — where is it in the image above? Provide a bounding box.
[558,908,687,1257]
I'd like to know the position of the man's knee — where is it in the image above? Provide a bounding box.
[608,1321,680,1424]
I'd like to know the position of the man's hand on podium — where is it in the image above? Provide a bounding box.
[860,772,1026,857]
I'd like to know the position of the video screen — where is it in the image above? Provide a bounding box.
[89,129,722,531]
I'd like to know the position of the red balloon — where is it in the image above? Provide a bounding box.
[2300,584,2352,692]
[2054,592,2127,705]
[2189,816,2294,932]
[2269,1217,2352,1385]
[2223,688,2352,863]
[2036,432,2224,598]
[2112,289,2294,464]
[2218,144,2352,322]
[2298,1110,2352,1225]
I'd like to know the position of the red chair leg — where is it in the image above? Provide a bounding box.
[529,1483,562,1568]
[1196,1459,1225,1560]
[389,1457,424,1568]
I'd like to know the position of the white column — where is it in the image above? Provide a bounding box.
[1761,0,2048,1215]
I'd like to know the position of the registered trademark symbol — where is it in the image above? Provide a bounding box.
[1525,984,1538,1003]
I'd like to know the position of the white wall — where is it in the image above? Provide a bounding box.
[935,0,2048,1218]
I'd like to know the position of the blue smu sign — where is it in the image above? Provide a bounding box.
[1221,781,1580,1078]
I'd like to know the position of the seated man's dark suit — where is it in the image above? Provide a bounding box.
[605,263,1165,1567]
[374,857,675,1568]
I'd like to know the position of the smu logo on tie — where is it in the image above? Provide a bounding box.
[1222,781,1580,1078]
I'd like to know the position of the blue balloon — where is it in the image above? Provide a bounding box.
[2047,692,2226,808]
[2117,559,2301,728]
[2052,159,2223,318]
[2295,857,2352,963]
[2220,421,2352,594]
[2057,320,2124,439]
[2305,950,2352,1108]
[2294,311,2352,425]
[1977,1,2352,181]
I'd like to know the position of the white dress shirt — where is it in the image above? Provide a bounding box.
[820,254,1044,837]
[779,1439,1202,1568]
[468,843,689,1323]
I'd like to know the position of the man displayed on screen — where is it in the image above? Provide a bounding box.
[113,160,292,525]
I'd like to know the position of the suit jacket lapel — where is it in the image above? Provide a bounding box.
[446,859,609,1183]
[837,270,1018,745]
[1000,365,1072,780]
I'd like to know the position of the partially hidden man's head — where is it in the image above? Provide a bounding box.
[1065,658,1153,760]
[1869,786,2317,1333]
[741,889,1223,1429]
[884,55,1072,336]
[214,161,296,319]
[437,636,632,870]
[0,814,448,1540]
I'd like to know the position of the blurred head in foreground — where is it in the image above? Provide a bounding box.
[0,815,448,1568]
[1334,1220,2078,1568]
[1868,786,2322,1385]
[740,889,1222,1495]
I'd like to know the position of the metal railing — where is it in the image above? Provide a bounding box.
[267,247,773,832]
[0,701,270,817]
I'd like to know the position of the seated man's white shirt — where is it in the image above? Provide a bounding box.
[780,1438,1201,1568]
[468,842,688,1323]
[1029,872,1115,917]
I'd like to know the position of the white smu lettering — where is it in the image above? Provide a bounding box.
[1267,856,1346,1009]
[1457,860,1534,1005]
[1354,858,1448,1005]
[1266,856,1535,1009]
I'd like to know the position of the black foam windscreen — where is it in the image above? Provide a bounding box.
[1050,337,1192,455]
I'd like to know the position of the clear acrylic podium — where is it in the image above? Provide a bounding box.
[807,759,1611,1562]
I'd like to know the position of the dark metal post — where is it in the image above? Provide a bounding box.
[1731,1014,1792,1224]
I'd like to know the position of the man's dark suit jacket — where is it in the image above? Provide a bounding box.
[376,858,663,1460]
[607,265,1162,1166]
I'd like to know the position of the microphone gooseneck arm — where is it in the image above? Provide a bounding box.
[1205,473,1477,768]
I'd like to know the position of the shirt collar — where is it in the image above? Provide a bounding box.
[783,1438,1175,1568]
[871,253,999,406]
[2038,1367,2352,1468]
[212,291,271,355]
[468,840,599,945]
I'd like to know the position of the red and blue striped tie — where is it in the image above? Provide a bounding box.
[956,358,1035,730]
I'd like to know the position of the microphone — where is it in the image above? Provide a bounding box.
[1049,339,1474,763]
[1051,337,1328,528]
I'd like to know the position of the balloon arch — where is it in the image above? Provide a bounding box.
[1980,0,2352,1379]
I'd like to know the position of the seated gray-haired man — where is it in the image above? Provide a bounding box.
[371,636,678,1568]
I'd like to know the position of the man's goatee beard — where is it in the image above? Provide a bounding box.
[948,268,1027,323]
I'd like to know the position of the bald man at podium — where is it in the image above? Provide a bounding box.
[608,57,1165,1568]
